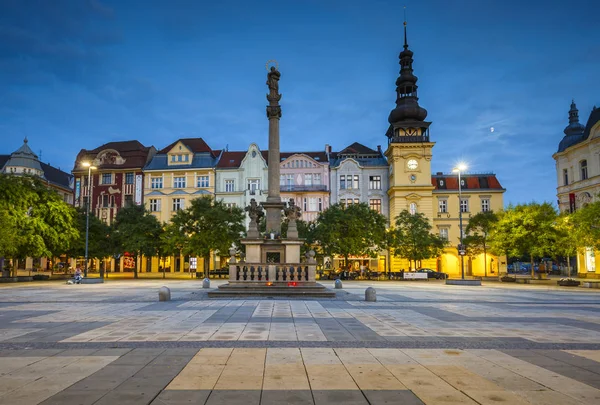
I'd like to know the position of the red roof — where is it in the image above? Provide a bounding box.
[431,174,504,191]
[73,140,155,172]
[217,151,248,168]
[158,138,212,154]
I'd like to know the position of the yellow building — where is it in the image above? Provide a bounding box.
[142,138,221,274]
[384,24,505,277]
[553,102,600,277]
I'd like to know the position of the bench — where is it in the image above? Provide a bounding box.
[582,281,600,289]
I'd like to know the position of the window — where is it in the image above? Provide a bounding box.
[286,174,293,186]
[581,160,588,180]
[150,199,161,212]
[197,175,209,188]
[303,198,307,211]
[353,175,359,189]
[340,175,346,190]
[177,155,183,162]
[314,174,321,185]
[102,173,112,185]
[173,198,184,211]
[369,176,381,190]
[481,199,490,212]
[440,228,449,241]
[370,199,381,213]
[280,175,285,185]
[151,177,163,189]
[318,197,323,211]
[409,202,417,215]
[438,199,447,213]
[347,198,359,206]
[174,176,186,188]
[563,169,569,186]
[225,179,235,192]
[184,155,189,162]
[82,196,89,210]
[305,174,312,186]
[460,198,469,213]
[124,195,134,207]
[125,172,135,185]
[225,202,237,208]
[171,155,176,162]
[248,179,260,195]
[340,199,345,206]
[102,194,110,208]
[309,198,317,211]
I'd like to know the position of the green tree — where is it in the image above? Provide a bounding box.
[555,213,578,277]
[464,211,498,277]
[313,203,387,269]
[169,197,245,276]
[571,200,600,251]
[388,210,446,271]
[0,174,79,274]
[68,208,112,275]
[489,203,559,278]
[111,204,162,278]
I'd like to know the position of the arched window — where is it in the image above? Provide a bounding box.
[580,160,588,180]
[409,202,417,215]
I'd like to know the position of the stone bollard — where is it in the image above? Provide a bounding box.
[334,279,343,289]
[365,287,376,302]
[202,277,211,289]
[158,286,171,302]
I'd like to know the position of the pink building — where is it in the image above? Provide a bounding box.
[279,148,331,222]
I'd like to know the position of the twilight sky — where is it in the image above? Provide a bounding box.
[1,0,599,206]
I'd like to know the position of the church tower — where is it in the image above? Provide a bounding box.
[385,19,435,223]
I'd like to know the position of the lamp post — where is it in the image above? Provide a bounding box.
[82,162,96,278]
[452,163,467,280]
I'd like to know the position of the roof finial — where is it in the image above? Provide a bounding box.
[403,6,408,50]
[24,136,28,144]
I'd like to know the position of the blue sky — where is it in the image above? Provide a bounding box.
[1,0,599,206]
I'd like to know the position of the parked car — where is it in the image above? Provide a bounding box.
[416,268,448,279]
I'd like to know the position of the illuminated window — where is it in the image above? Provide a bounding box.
[370,199,381,213]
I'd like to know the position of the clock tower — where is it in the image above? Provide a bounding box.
[385,19,435,224]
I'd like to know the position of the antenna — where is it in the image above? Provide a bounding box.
[39,150,43,160]
[403,5,408,49]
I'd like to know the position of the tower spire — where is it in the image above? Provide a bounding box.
[403,6,408,50]
[564,99,584,136]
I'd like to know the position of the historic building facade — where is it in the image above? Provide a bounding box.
[279,150,330,222]
[329,142,390,272]
[553,102,600,276]
[144,138,219,224]
[215,143,269,227]
[384,23,505,276]
[1,138,74,272]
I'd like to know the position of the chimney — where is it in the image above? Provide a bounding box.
[377,145,382,154]
[325,144,332,154]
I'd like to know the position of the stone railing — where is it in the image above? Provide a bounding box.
[228,249,317,283]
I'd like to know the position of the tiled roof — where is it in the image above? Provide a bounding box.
[74,140,155,171]
[217,151,248,168]
[338,142,379,155]
[40,162,73,190]
[431,173,505,191]
[144,153,218,171]
[158,138,213,154]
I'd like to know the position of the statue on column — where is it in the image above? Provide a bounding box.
[266,65,282,118]
[245,198,264,239]
[284,198,302,239]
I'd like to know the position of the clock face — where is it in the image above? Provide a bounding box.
[407,159,418,170]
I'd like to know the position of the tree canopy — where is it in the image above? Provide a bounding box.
[388,210,446,270]
[570,200,600,251]
[111,204,162,278]
[465,211,498,276]
[313,203,387,268]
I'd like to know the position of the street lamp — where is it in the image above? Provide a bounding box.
[82,162,97,278]
[452,163,467,279]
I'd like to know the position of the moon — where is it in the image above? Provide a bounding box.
[490,127,495,133]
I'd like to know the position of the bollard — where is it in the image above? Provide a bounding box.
[158,286,171,301]
[334,279,343,289]
[365,287,376,302]
[202,278,211,289]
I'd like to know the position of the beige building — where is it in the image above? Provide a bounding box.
[143,138,221,274]
[553,102,600,277]
[384,24,505,277]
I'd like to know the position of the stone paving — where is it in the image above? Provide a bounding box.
[0,280,600,404]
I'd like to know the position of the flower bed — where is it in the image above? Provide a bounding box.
[557,278,580,287]
[501,276,516,282]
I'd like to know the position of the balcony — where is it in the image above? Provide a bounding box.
[280,185,328,192]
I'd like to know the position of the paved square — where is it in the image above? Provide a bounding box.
[0,280,599,404]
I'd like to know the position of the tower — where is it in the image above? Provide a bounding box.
[384,18,435,222]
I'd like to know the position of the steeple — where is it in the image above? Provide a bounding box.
[563,100,585,136]
[388,15,428,125]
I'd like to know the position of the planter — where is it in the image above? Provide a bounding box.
[501,276,516,282]
[558,280,580,287]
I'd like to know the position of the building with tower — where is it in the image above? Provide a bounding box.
[384,21,505,276]
[553,101,600,276]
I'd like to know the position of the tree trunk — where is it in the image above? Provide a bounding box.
[530,254,535,279]
[483,245,487,278]
[567,255,571,277]
[134,252,139,279]
[204,256,210,278]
